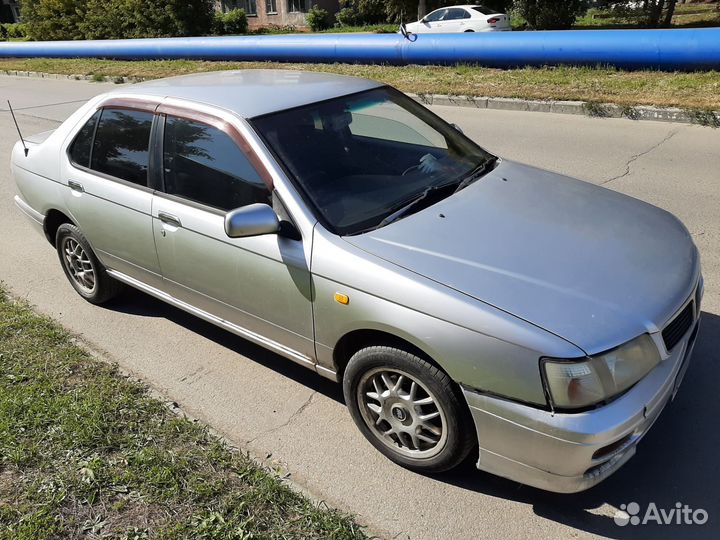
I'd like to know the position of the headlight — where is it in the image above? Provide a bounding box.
[542,334,661,409]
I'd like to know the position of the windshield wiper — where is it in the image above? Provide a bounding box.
[375,182,458,229]
[358,157,498,234]
[454,157,497,194]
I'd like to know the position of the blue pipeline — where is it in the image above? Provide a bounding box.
[1,29,719,70]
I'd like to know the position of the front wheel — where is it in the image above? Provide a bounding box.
[343,346,474,473]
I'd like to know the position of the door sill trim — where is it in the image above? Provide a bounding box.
[107,269,320,372]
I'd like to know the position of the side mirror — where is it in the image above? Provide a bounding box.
[224,203,280,238]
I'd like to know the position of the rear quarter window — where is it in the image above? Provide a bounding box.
[68,110,100,168]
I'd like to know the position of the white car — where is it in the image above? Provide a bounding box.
[404,4,511,34]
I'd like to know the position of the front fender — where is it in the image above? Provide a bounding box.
[311,227,583,405]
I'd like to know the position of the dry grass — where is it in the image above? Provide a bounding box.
[1,58,719,110]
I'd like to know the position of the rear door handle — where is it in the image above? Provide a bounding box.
[158,212,182,228]
[68,180,84,193]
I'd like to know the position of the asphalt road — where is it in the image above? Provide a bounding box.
[1,75,719,540]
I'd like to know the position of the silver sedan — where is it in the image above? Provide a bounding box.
[11,70,702,493]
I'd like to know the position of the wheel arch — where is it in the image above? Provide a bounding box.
[333,328,446,380]
[43,209,75,245]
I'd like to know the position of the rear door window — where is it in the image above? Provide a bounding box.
[162,115,270,211]
[90,108,154,187]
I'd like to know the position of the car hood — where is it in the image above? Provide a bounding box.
[344,160,698,355]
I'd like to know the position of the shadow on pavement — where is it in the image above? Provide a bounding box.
[105,286,344,405]
[438,311,720,540]
[106,287,719,540]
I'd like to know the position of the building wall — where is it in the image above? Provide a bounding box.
[217,0,340,28]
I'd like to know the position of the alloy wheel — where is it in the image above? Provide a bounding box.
[62,237,96,294]
[357,367,448,459]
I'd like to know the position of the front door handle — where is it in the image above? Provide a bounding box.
[68,180,84,193]
[158,212,182,228]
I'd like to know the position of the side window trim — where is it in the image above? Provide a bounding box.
[148,111,164,192]
[87,107,101,168]
[153,189,227,217]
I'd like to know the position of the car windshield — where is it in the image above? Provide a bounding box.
[251,87,494,235]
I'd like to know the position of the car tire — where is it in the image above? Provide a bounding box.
[464,29,475,32]
[56,223,122,305]
[343,346,475,473]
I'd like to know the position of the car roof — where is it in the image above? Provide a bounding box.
[430,4,484,9]
[114,69,384,119]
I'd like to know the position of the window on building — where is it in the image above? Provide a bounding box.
[222,0,256,15]
[265,0,277,14]
[90,108,153,187]
[288,0,310,13]
[163,116,270,211]
[243,0,257,15]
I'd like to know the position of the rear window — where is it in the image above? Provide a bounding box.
[90,108,153,187]
[472,6,494,15]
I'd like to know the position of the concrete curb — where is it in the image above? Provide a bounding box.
[0,69,146,84]
[2,69,718,127]
[409,92,719,126]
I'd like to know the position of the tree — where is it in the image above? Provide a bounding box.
[418,0,426,19]
[80,0,214,39]
[336,0,386,25]
[22,0,215,40]
[646,0,678,27]
[21,0,87,41]
[598,0,679,28]
[384,0,457,23]
[513,0,587,30]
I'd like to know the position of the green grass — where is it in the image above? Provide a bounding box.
[2,57,719,110]
[0,287,366,540]
[574,2,720,29]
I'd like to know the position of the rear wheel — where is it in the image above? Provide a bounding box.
[464,29,475,32]
[343,346,474,473]
[56,223,122,304]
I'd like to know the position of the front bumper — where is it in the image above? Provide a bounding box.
[464,317,700,493]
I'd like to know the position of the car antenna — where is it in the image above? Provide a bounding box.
[7,100,29,156]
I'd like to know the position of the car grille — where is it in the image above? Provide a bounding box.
[662,300,695,352]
